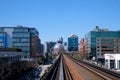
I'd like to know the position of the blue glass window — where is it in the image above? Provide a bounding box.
[13,33,30,37]
[13,43,30,46]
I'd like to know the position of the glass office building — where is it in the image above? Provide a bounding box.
[13,27,31,58]
[68,34,78,51]
[85,26,120,60]
[0,26,41,58]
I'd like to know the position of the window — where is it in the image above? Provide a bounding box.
[13,33,30,37]
[0,39,3,42]
[32,43,34,46]
[13,38,30,42]
[106,60,108,62]
[0,33,3,36]
[97,46,99,48]
[97,50,99,52]
[21,38,29,42]
[14,28,28,32]
[110,60,115,69]
[0,43,3,47]
[13,43,30,46]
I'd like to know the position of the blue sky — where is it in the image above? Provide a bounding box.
[0,0,120,43]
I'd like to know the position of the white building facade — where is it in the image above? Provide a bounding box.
[105,54,120,70]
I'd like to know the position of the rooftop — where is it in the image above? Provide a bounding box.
[68,34,78,38]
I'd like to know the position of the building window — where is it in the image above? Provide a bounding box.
[0,43,3,47]
[32,43,34,46]
[13,33,30,37]
[0,39,3,42]
[97,50,99,52]
[13,43,30,46]
[14,28,28,32]
[106,60,108,62]
[97,46,99,48]
[13,38,29,42]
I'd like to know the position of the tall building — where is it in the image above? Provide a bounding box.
[13,27,31,58]
[0,26,41,58]
[68,34,78,51]
[85,26,120,60]
[44,42,50,56]
[49,41,56,49]
[79,38,85,56]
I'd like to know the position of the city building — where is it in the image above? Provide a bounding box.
[49,41,56,49]
[13,26,31,58]
[96,38,120,57]
[104,54,120,70]
[49,41,56,54]
[85,26,120,61]
[0,26,41,58]
[44,42,50,56]
[68,34,78,51]
[29,28,41,57]
[79,38,85,56]
[44,41,56,56]
[58,37,63,44]
[96,38,120,65]
[41,44,44,56]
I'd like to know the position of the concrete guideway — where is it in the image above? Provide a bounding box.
[63,54,106,80]
[64,54,120,80]
[63,54,83,80]
[39,54,120,80]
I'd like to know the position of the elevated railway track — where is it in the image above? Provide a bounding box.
[66,54,120,80]
[40,54,120,80]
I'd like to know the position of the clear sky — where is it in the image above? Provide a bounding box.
[0,0,120,43]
